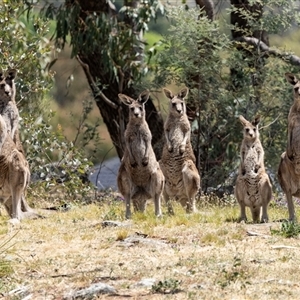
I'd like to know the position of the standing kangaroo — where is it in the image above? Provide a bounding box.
[0,69,19,141]
[235,115,272,223]
[117,90,164,219]
[159,87,200,214]
[278,73,300,222]
[0,68,39,221]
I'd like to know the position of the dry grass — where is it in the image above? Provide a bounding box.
[1,197,300,300]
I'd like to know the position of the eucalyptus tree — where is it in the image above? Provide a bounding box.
[40,0,215,160]
[39,0,300,191]
[41,0,164,158]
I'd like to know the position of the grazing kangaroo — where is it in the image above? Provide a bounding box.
[117,90,164,219]
[159,87,200,214]
[235,115,272,223]
[278,73,300,222]
[0,68,39,221]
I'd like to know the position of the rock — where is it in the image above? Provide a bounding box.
[7,286,30,298]
[101,220,132,228]
[64,282,116,299]
[134,278,157,288]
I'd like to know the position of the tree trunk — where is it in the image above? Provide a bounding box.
[195,0,214,20]
[69,0,164,160]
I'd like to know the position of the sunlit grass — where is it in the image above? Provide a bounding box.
[116,229,129,241]
[0,194,300,298]
[0,259,13,278]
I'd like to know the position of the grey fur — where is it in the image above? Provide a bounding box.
[235,115,272,223]
[278,73,300,221]
[159,87,200,214]
[0,69,19,141]
[0,134,31,220]
[117,90,164,219]
[0,69,39,221]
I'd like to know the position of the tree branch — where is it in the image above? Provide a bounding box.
[76,55,118,109]
[234,36,300,66]
[259,114,281,131]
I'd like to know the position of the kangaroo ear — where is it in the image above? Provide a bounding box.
[6,69,17,80]
[178,87,189,99]
[163,88,174,100]
[138,90,150,104]
[285,73,298,86]
[239,115,248,126]
[118,94,134,106]
[252,115,260,126]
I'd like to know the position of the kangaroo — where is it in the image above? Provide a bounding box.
[278,73,300,222]
[117,90,164,219]
[0,115,7,151]
[235,115,272,223]
[0,68,39,221]
[0,134,32,221]
[0,69,19,141]
[159,87,200,214]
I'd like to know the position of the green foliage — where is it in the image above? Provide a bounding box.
[0,233,18,279]
[151,2,300,190]
[144,31,163,64]
[0,1,53,114]
[23,104,96,202]
[271,221,300,238]
[252,0,299,35]
[0,2,100,202]
[41,0,164,88]
[102,198,124,221]
[217,256,250,289]
[152,278,181,294]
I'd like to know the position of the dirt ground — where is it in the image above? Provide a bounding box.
[0,201,300,300]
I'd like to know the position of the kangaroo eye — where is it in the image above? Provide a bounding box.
[253,128,256,132]
[131,107,135,111]
[246,128,249,133]
[172,103,176,107]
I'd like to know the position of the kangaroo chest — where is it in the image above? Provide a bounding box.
[168,126,188,147]
[0,102,18,133]
[289,122,300,154]
[126,128,149,154]
[243,146,259,173]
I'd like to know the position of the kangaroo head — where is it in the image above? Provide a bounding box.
[286,73,300,100]
[163,87,188,116]
[239,115,260,141]
[118,90,150,120]
[0,68,17,101]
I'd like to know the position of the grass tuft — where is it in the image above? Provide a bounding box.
[116,229,129,241]
[271,220,300,238]
[152,278,182,294]
[0,259,13,278]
